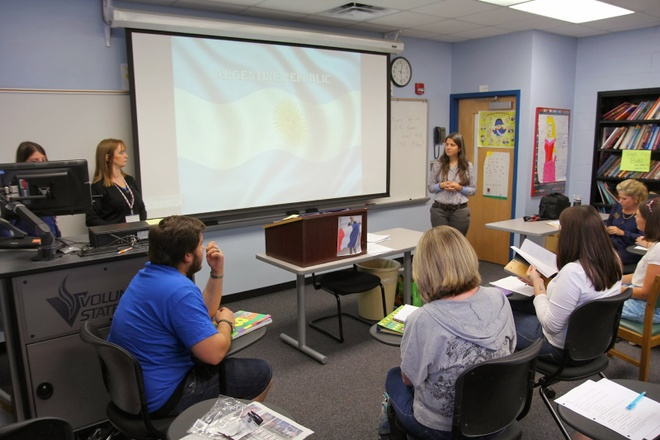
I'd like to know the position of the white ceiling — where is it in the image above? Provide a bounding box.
[119,0,660,42]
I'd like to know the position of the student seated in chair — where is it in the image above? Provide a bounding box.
[621,198,660,323]
[108,215,272,417]
[513,205,622,364]
[384,226,516,439]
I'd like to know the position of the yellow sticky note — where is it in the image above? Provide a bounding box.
[621,150,651,172]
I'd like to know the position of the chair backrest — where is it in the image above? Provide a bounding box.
[452,339,542,438]
[649,275,660,310]
[564,289,632,362]
[0,416,74,440]
[80,321,150,417]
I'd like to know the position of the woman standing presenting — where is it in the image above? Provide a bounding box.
[86,139,147,226]
[428,132,476,235]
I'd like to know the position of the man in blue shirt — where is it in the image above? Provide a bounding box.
[108,215,272,416]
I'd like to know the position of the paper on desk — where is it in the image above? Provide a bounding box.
[555,379,660,440]
[368,242,393,256]
[490,276,534,297]
[367,233,390,243]
[511,239,558,279]
[546,220,560,228]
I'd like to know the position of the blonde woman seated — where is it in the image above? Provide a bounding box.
[605,179,648,266]
[621,198,660,323]
[384,226,516,439]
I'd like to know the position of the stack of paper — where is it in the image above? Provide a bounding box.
[490,276,534,297]
[393,304,419,323]
[555,379,660,440]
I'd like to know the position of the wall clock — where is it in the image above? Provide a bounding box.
[391,57,412,87]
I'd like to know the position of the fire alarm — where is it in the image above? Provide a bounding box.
[415,83,424,95]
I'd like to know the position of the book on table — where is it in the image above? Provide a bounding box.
[232,310,272,340]
[377,304,418,335]
[505,239,558,285]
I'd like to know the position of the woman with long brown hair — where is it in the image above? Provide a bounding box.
[514,205,622,364]
[427,132,475,235]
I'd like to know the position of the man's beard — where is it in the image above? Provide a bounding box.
[187,253,203,278]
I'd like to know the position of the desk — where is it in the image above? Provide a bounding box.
[256,227,423,364]
[0,242,148,430]
[485,218,560,245]
[486,213,609,246]
[557,379,660,440]
[369,324,402,346]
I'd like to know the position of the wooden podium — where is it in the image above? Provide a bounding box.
[264,208,367,267]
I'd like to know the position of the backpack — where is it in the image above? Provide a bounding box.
[538,193,570,219]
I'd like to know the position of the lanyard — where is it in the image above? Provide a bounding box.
[113,183,135,215]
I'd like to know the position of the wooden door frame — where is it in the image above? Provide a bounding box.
[449,90,521,249]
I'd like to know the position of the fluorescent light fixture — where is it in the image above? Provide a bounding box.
[478,0,529,6]
[109,7,404,53]
[510,0,633,23]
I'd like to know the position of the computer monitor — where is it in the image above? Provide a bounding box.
[0,159,91,216]
[0,159,92,260]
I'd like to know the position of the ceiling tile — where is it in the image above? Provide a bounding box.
[366,11,445,28]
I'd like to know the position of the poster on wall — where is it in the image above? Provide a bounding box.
[483,151,510,199]
[478,111,516,148]
[531,108,570,196]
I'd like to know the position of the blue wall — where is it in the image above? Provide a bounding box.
[1,0,659,294]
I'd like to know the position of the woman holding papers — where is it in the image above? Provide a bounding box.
[605,179,648,267]
[428,132,476,236]
[514,205,622,364]
[86,139,147,226]
[620,198,660,323]
[384,226,515,439]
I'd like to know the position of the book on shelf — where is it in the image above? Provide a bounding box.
[505,239,557,284]
[615,105,637,121]
[376,304,408,335]
[231,310,272,340]
[643,96,660,120]
[602,102,632,120]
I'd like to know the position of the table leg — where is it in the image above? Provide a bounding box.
[279,274,328,364]
[403,251,412,304]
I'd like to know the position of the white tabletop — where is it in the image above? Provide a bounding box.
[256,227,423,276]
[485,218,561,238]
[486,213,609,238]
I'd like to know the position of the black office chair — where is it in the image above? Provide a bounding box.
[390,339,542,440]
[80,321,175,440]
[308,266,386,342]
[0,416,74,440]
[534,289,631,440]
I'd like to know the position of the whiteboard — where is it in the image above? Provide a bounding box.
[369,98,429,205]
[0,89,133,236]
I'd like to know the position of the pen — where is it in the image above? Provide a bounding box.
[626,391,646,410]
[118,247,133,255]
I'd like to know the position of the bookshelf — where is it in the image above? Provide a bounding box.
[590,88,660,211]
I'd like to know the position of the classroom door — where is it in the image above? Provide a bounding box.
[457,97,517,265]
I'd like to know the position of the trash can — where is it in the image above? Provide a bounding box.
[356,259,401,320]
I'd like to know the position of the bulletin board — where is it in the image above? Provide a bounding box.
[368,98,429,206]
[532,107,570,196]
